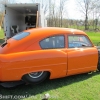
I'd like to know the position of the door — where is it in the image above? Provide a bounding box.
[66,35,98,75]
[39,34,68,78]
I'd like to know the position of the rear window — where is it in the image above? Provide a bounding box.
[12,32,30,40]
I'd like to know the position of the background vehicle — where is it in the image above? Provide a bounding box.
[0,27,100,87]
[2,3,47,39]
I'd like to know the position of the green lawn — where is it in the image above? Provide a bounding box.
[0,30,100,100]
[0,72,100,100]
[0,29,5,44]
[86,31,100,45]
[0,29,4,39]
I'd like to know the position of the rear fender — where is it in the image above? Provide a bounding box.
[0,49,67,81]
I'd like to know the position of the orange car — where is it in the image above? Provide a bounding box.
[0,27,100,87]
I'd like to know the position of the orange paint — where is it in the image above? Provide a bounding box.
[0,27,98,82]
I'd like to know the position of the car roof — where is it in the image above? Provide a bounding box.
[7,27,89,49]
[9,27,87,43]
[24,27,87,39]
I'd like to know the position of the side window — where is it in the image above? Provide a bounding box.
[40,35,65,49]
[68,35,92,48]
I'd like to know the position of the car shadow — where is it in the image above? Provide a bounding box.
[0,71,99,100]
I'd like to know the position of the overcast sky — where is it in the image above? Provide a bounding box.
[14,0,83,20]
[67,0,83,20]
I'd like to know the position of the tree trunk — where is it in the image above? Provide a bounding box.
[85,14,88,30]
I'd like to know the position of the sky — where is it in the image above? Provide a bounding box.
[66,0,83,20]
[14,0,83,20]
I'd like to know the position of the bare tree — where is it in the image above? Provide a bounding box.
[77,0,99,30]
[41,0,49,15]
[59,0,67,27]
[92,3,100,30]
[31,0,49,15]
[48,0,51,26]
[48,1,56,27]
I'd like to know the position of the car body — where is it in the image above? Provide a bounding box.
[0,27,99,84]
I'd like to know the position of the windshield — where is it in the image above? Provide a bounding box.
[12,32,30,40]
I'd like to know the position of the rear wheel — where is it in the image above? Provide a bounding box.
[22,71,49,84]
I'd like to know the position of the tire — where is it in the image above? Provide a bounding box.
[22,71,49,84]
[98,61,100,71]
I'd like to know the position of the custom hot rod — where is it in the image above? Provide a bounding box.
[0,27,100,87]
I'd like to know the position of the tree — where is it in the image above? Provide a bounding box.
[92,3,100,30]
[59,0,67,27]
[77,0,100,30]
[31,0,68,27]
[31,0,49,15]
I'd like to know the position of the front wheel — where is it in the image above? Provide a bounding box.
[98,62,100,71]
[22,71,49,84]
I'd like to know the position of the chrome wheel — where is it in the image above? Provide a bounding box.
[28,71,44,78]
[22,71,49,84]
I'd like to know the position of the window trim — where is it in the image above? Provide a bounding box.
[67,34,93,48]
[39,35,65,49]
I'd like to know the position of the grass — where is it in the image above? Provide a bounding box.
[86,31,100,45]
[0,30,100,100]
[0,29,5,44]
[0,29,4,39]
[0,72,100,100]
